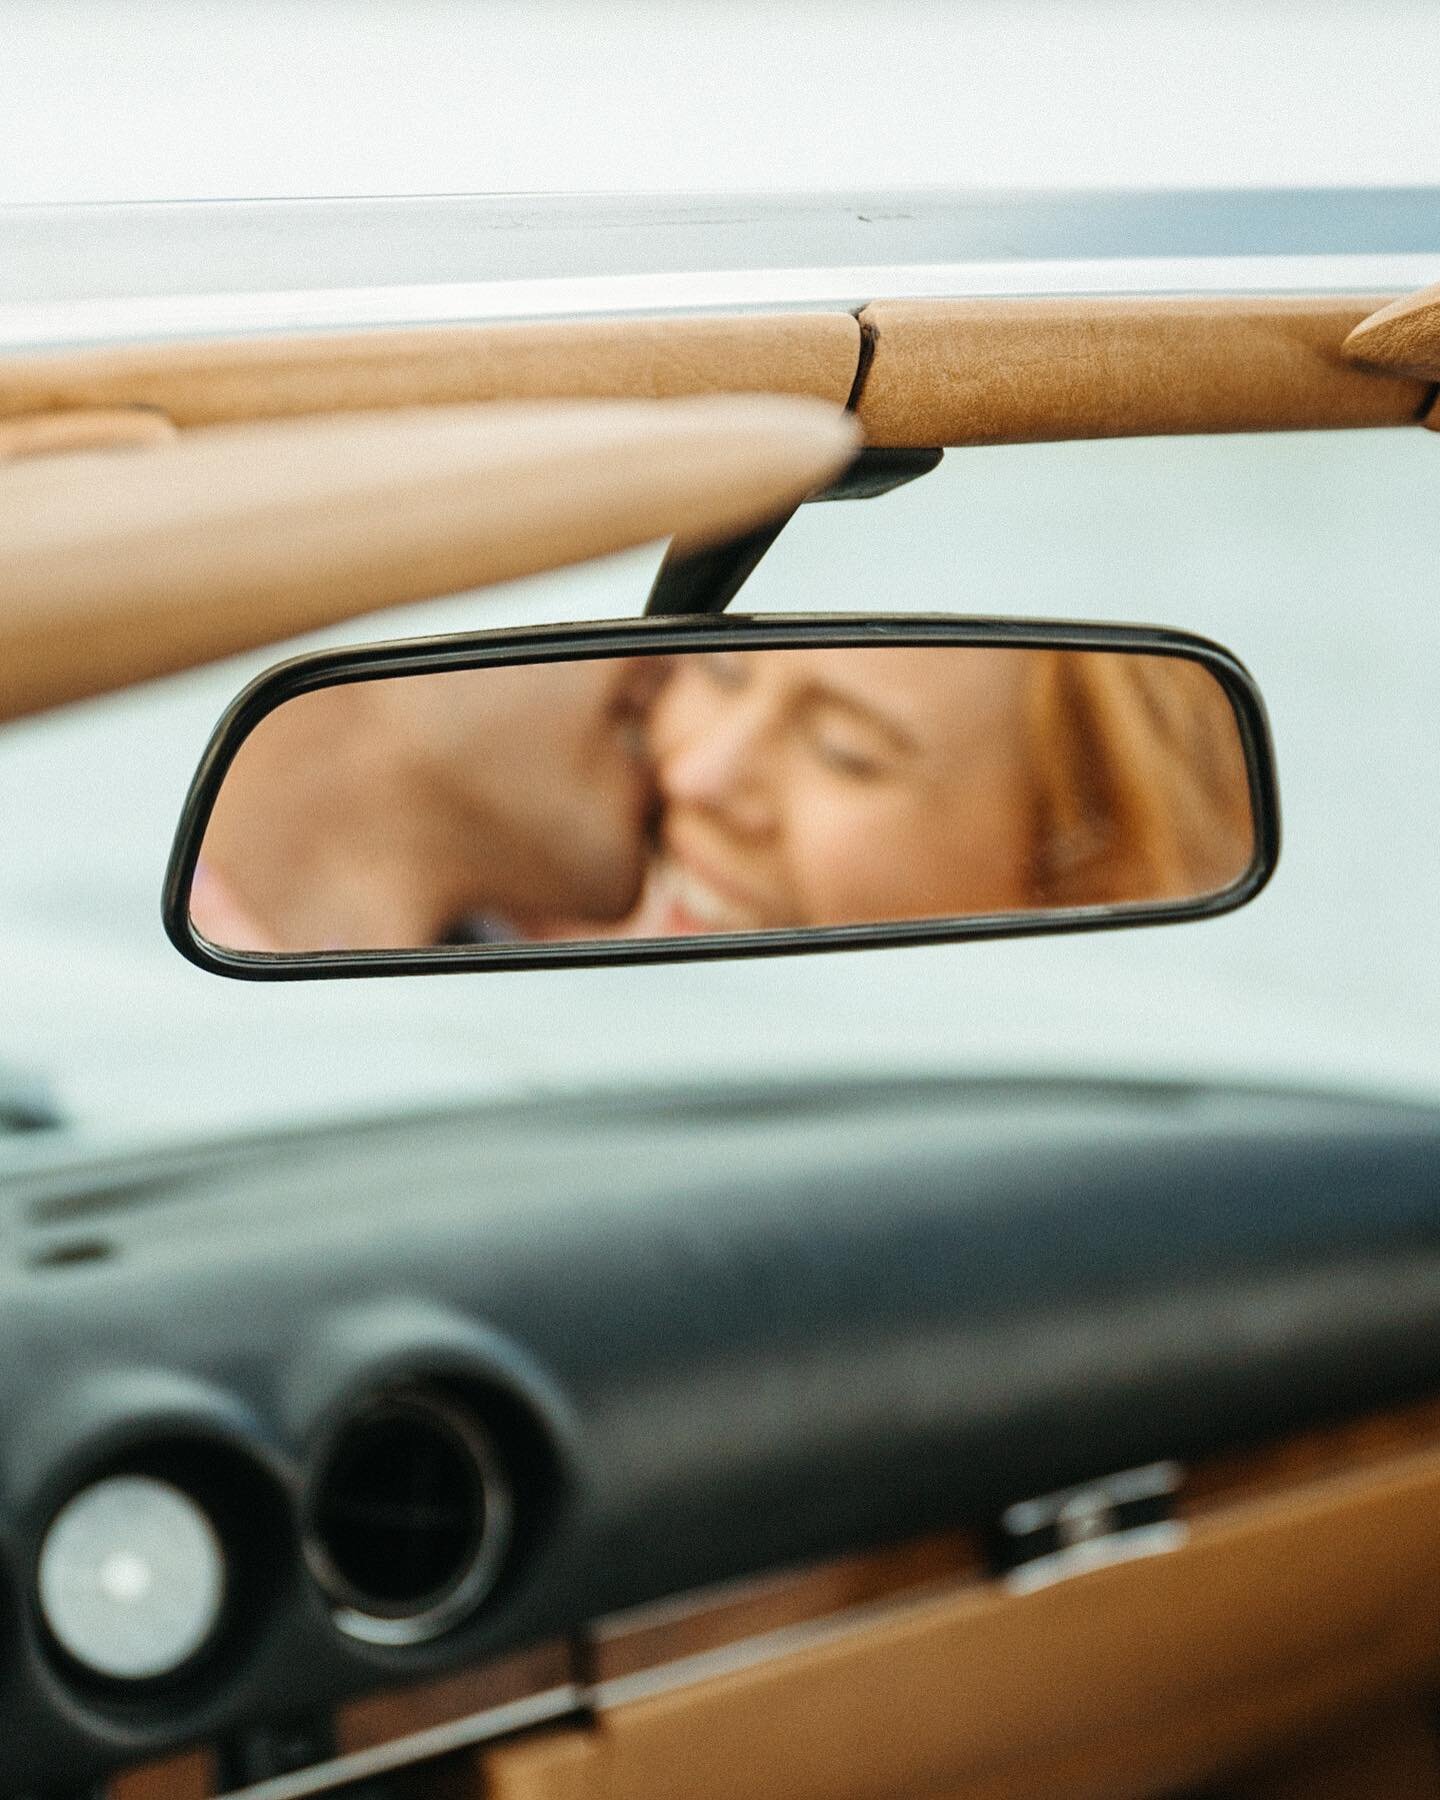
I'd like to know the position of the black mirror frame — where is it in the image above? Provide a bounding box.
[163,612,1281,980]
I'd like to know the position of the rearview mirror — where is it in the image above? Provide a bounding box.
[165,616,1279,976]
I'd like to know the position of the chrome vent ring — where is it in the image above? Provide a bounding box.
[302,1387,512,1647]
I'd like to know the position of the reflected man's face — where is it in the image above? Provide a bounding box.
[377,656,666,923]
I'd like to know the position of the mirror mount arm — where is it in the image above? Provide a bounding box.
[643,446,942,618]
[643,510,793,618]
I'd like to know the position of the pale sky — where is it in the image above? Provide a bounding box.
[2,1,1438,204]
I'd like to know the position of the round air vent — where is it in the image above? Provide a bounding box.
[303,1387,512,1646]
[36,1474,226,1681]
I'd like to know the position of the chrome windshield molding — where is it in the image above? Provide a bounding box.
[4,253,1440,352]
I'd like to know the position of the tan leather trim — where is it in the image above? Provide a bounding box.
[108,1749,213,1800]
[10,301,1435,454]
[853,297,1433,447]
[0,314,862,427]
[591,1534,979,1686]
[0,396,858,724]
[1342,282,1440,382]
[339,1644,574,1755]
[481,1442,1440,1800]
[0,407,177,459]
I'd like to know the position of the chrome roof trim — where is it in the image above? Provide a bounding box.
[3,253,1440,352]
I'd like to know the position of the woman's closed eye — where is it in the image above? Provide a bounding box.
[805,710,902,780]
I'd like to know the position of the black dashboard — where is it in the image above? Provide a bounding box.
[1,1074,1437,1792]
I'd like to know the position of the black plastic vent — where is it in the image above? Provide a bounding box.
[304,1388,511,1645]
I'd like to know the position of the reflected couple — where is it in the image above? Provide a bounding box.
[191,645,1255,954]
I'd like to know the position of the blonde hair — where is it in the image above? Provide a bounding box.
[1024,651,1254,908]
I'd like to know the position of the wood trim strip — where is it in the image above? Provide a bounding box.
[853,296,1435,447]
[111,1748,215,1800]
[482,1438,1440,1800]
[338,1645,575,1755]
[0,315,863,428]
[588,1534,981,1687]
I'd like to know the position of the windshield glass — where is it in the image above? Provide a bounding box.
[4,429,1437,1145]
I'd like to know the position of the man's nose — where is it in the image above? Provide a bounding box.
[661,708,775,832]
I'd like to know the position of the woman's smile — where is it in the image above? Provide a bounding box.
[645,832,774,934]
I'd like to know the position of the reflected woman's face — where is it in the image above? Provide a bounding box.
[635,647,1033,933]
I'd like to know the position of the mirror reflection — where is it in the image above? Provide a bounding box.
[190,647,1255,954]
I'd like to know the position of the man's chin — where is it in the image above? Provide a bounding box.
[508,851,650,941]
